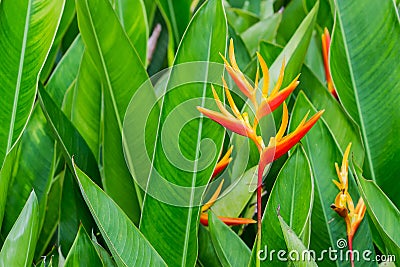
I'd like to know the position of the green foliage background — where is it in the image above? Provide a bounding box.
[0,0,399,266]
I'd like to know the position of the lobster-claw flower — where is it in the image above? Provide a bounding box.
[197,83,263,150]
[255,54,300,120]
[322,28,338,98]
[257,103,325,182]
[212,146,233,179]
[200,179,256,226]
[329,143,366,267]
[221,39,300,121]
[221,39,257,105]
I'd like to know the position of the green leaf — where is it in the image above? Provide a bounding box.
[241,13,281,55]
[197,225,222,267]
[0,145,18,230]
[290,92,377,267]
[69,52,102,160]
[0,191,39,267]
[64,226,103,267]
[72,162,166,267]
[352,164,400,261]
[226,8,259,34]
[1,106,54,241]
[299,65,364,167]
[113,0,149,65]
[91,233,117,267]
[76,0,148,223]
[40,0,77,81]
[38,84,100,183]
[35,170,64,258]
[0,0,64,166]
[278,214,318,267]
[58,168,96,255]
[330,0,400,206]
[275,0,307,45]
[208,211,251,266]
[156,0,191,64]
[45,35,85,110]
[250,145,314,266]
[212,166,257,217]
[259,1,318,88]
[132,0,227,265]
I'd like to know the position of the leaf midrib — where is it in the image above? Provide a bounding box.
[334,6,375,181]
[84,0,123,132]
[8,0,32,152]
[181,26,214,267]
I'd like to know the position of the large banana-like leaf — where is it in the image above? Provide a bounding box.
[198,225,222,267]
[278,214,318,266]
[0,0,64,166]
[352,164,400,261]
[1,106,54,240]
[38,85,100,253]
[249,145,313,266]
[112,0,148,65]
[40,0,76,81]
[76,0,149,223]
[299,65,364,166]
[0,191,39,267]
[0,145,18,230]
[72,162,166,266]
[290,92,377,267]
[45,35,84,109]
[156,0,191,64]
[330,0,400,206]
[70,53,102,160]
[208,211,251,266]
[126,0,227,265]
[64,226,103,267]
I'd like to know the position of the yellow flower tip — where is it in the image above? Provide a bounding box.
[228,39,240,71]
[342,143,352,165]
[256,52,270,97]
[212,146,234,179]
[202,179,225,212]
[270,59,286,97]
[223,85,242,119]
[275,102,288,141]
[332,179,342,190]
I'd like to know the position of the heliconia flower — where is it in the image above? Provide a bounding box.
[257,103,325,181]
[221,39,258,106]
[197,83,264,151]
[200,179,256,226]
[200,213,256,226]
[255,103,324,229]
[255,54,300,120]
[330,143,366,267]
[322,28,338,99]
[198,40,323,255]
[212,146,233,179]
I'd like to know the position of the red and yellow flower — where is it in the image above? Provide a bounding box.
[198,39,323,246]
[330,143,366,267]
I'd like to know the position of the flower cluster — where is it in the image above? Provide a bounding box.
[330,143,366,267]
[198,39,324,240]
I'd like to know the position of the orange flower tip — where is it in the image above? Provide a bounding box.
[199,213,256,226]
[218,216,256,226]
